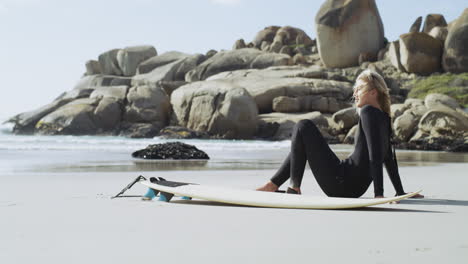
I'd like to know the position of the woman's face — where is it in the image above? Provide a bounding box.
[353,83,377,108]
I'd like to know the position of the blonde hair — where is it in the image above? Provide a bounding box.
[353,69,391,116]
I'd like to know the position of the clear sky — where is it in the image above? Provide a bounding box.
[0,0,466,119]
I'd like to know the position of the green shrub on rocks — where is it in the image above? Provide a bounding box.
[408,73,468,107]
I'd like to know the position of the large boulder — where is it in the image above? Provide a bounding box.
[157,80,188,96]
[233,39,247,50]
[315,0,385,68]
[404,105,429,119]
[252,26,281,48]
[56,88,95,101]
[344,124,358,144]
[332,107,358,131]
[207,67,353,113]
[272,96,301,113]
[388,41,405,72]
[157,126,210,139]
[429,26,448,43]
[137,51,190,74]
[399,32,443,75]
[409,16,422,33]
[424,93,460,110]
[404,98,425,108]
[272,94,348,114]
[7,88,101,134]
[124,85,171,126]
[73,75,131,90]
[173,54,206,80]
[418,107,468,138]
[93,98,122,132]
[35,98,101,135]
[393,112,419,142]
[185,49,290,81]
[133,54,205,86]
[6,98,73,134]
[273,26,314,46]
[117,46,157,76]
[443,8,468,73]
[250,53,291,69]
[90,85,128,102]
[390,103,409,119]
[98,49,123,76]
[422,14,447,34]
[85,60,102,75]
[170,80,259,139]
[393,103,430,142]
[119,122,163,138]
[258,111,330,140]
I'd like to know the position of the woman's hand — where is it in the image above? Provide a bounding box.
[409,193,424,199]
[398,192,425,198]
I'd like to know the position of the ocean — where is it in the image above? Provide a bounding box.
[1,116,466,176]
[0,116,295,174]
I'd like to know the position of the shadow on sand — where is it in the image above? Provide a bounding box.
[399,198,468,207]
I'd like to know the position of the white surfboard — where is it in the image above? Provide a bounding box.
[141,178,422,209]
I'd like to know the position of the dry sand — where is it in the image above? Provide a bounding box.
[1,161,468,264]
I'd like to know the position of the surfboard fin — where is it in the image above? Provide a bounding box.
[142,188,159,201]
[159,192,174,202]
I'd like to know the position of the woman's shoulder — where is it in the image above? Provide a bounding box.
[360,105,387,117]
[359,105,390,124]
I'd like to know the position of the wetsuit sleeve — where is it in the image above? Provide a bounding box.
[384,146,406,195]
[360,106,384,197]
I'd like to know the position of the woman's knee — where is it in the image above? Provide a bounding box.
[295,119,318,133]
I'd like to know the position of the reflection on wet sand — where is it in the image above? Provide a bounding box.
[30,148,468,173]
[336,150,468,165]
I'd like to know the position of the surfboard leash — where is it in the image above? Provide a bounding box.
[111,175,148,199]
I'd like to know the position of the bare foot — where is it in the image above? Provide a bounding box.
[256,181,279,192]
[288,187,302,194]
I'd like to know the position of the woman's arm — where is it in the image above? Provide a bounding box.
[360,106,385,197]
[384,146,405,195]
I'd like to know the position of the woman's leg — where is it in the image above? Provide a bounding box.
[269,152,291,187]
[256,153,291,192]
[289,120,343,195]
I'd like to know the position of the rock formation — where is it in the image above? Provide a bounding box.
[399,32,443,75]
[5,4,468,152]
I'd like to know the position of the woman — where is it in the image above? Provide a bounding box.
[257,69,424,199]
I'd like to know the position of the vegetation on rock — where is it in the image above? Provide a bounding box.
[408,73,468,107]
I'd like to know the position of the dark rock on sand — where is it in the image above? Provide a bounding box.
[132,142,210,160]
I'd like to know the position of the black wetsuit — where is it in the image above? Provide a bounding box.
[270,105,405,198]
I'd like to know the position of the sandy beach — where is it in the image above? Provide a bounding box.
[1,143,467,264]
